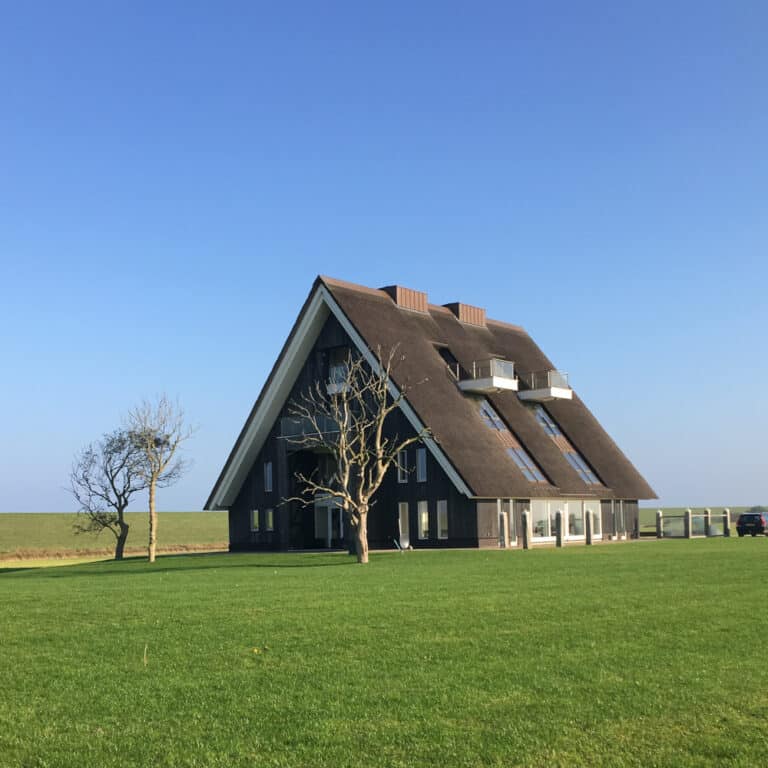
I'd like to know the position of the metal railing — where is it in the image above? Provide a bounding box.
[459,358,516,381]
[518,370,569,390]
[279,415,339,440]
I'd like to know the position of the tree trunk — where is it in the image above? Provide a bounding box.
[148,481,157,563]
[354,510,369,564]
[115,520,129,561]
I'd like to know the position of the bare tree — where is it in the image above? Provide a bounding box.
[69,430,146,560]
[127,395,193,563]
[287,347,428,564]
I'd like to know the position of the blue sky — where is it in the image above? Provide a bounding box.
[1,1,766,512]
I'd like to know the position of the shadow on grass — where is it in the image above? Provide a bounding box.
[1,550,359,578]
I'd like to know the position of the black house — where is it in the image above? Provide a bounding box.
[205,276,656,550]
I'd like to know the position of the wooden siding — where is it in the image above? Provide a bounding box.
[228,312,481,552]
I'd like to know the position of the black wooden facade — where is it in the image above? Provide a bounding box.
[227,312,640,552]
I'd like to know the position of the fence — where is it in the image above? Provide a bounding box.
[651,508,731,539]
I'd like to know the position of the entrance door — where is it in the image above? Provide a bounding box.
[398,502,410,549]
[330,506,343,548]
[315,503,344,548]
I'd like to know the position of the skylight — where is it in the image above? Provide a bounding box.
[529,404,602,485]
[476,399,547,483]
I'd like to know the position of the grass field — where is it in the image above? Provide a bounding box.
[0,511,228,559]
[2,539,767,767]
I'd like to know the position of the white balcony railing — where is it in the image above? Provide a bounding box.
[457,358,518,394]
[517,370,572,402]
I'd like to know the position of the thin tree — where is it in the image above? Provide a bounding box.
[287,347,428,564]
[69,430,146,560]
[127,395,193,563]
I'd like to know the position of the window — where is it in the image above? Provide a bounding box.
[529,404,601,485]
[530,500,549,538]
[437,500,448,539]
[585,500,602,537]
[416,448,427,483]
[418,501,429,539]
[476,398,547,483]
[568,500,584,536]
[328,347,350,386]
[434,345,460,378]
[265,508,274,532]
[251,509,260,532]
[398,502,410,548]
[397,450,408,483]
[264,461,273,493]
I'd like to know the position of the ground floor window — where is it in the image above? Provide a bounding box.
[568,501,584,536]
[418,501,429,539]
[528,499,602,540]
[584,500,602,537]
[531,500,550,538]
[265,508,274,532]
[437,500,448,539]
[398,502,410,548]
[251,509,259,532]
[614,500,626,536]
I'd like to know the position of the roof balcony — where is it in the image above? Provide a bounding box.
[457,358,519,394]
[517,370,572,402]
[280,415,339,443]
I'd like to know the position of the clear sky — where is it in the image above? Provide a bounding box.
[1,1,766,512]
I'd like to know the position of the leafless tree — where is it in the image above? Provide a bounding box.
[126,395,193,563]
[287,347,428,564]
[69,430,146,560]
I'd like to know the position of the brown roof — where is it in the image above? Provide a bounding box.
[322,276,656,500]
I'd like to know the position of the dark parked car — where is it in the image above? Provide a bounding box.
[736,510,768,537]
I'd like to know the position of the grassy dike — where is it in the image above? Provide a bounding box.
[1,539,767,767]
[0,511,228,560]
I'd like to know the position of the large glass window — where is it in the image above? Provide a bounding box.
[437,500,448,539]
[614,500,625,535]
[397,450,408,483]
[398,502,410,548]
[584,500,602,537]
[328,347,350,384]
[531,500,549,538]
[529,405,601,485]
[568,501,584,536]
[418,501,429,539]
[476,399,547,483]
[416,448,427,483]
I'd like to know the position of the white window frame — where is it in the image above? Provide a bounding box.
[264,461,273,493]
[437,499,448,540]
[251,509,260,532]
[418,500,429,540]
[585,500,603,539]
[530,499,553,541]
[265,508,274,532]
[416,448,427,483]
[397,450,408,483]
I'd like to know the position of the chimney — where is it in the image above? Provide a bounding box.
[443,302,486,327]
[380,285,428,313]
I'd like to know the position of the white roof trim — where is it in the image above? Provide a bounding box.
[206,283,472,509]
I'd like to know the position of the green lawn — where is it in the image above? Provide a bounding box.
[2,540,767,767]
[0,511,228,559]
